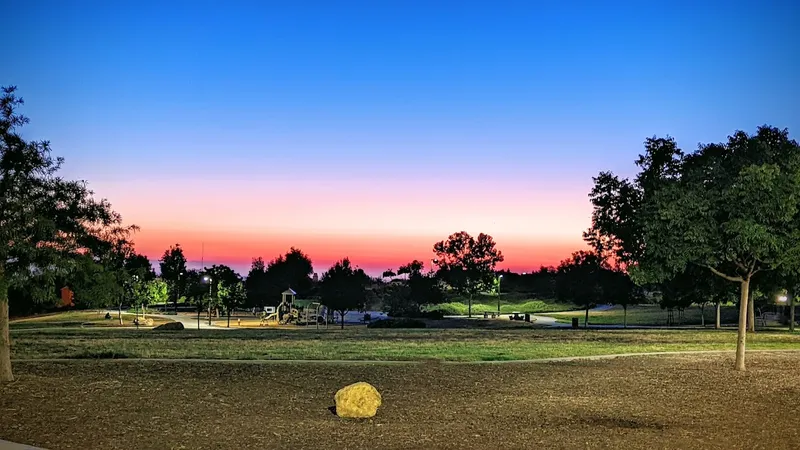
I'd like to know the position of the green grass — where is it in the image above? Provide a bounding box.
[428,299,575,315]
[541,304,740,326]
[10,310,173,330]
[10,326,800,362]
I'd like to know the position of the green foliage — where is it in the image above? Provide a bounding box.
[69,257,123,309]
[246,248,314,307]
[1,86,134,379]
[218,281,246,312]
[433,231,504,316]
[427,300,573,315]
[382,261,445,317]
[159,244,186,303]
[145,279,169,305]
[638,128,800,282]
[320,258,369,327]
[367,318,426,329]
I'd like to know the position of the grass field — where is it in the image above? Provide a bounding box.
[2,353,799,449]
[541,304,741,326]
[9,310,174,330]
[428,298,575,315]
[10,326,800,361]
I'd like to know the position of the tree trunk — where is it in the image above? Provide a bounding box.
[468,294,473,318]
[0,270,13,382]
[584,307,589,329]
[197,307,201,330]
[118,301,123,326]
[790,287,796,333]
[700,304,705,328]
[623,305,627,329]
[747,290,756,333]
[735,278,750,371]
[227,310,231,328]
[715,302,721,329]
[340,311,345,329]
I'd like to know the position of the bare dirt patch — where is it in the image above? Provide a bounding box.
[1,353,799,449]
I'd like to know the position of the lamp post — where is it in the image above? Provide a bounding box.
[175,272,184,314]
[497,274,503,315]
[203,275,213,326]
[132,275,140,319]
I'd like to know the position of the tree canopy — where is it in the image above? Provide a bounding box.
[0,87,131,381]
[432,231,504,317]
[320,258,369,328]
[586,126,800,370]
[246,248,314,306]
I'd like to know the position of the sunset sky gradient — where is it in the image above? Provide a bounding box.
[5,1,799,275]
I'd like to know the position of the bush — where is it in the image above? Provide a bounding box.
[426,300,575,315]
[367,318,427,329]
[153,322,184,331]
[419,310,444,320]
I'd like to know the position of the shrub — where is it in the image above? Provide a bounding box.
[419,310,444,320]
[367,318,426,329]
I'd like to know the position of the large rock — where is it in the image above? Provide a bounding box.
[334,382,382,418]
[153,321,184,331]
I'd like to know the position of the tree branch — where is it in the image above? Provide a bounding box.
[701,264,743,282]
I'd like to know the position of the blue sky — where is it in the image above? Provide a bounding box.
[3,0,799,273]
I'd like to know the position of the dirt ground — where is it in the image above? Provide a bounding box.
[2,353,799,450]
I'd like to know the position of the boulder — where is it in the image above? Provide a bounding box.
[334,382,382,419]
[153,321,184,331]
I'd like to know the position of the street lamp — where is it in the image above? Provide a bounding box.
[132,275,140,319]
[497,274,504,315]
[778,295,788,302]
[175,272,184,314]
[203,275,213,326]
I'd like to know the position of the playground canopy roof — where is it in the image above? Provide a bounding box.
[282,288,297,296]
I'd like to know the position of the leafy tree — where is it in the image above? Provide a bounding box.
[398,260,424,277]
[432,231,504,317]
[589,127,800,371]
[159,244,187,310]
[218,281,246,327]
[381,269,397,280]
[245,257,268,307]
[556,251,606,327]
[207,264,241,288]
[69,256,123,309]
[0,87,131,381]
[320,258,368,329]
[382,261,444,316]
[599,268,637,328]
[145,279,169,308]
[125,254,154,281]
[246,249,314,306]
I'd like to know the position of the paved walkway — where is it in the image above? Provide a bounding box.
[104,311,218,329]
[16,349,800,366]
[0,439,46,450]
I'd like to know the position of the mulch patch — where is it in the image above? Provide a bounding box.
[2,353,799,449]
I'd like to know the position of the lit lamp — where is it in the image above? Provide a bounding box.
[778,295,788,303]
[497,274,504,315]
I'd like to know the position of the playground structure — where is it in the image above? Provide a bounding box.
[260,289,328,327]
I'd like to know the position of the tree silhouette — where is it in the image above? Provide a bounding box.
[320,258,368,329]
[0,87,132,381]
[159,244,187,311]
[433,231,504,318]
[588,127,800,370]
